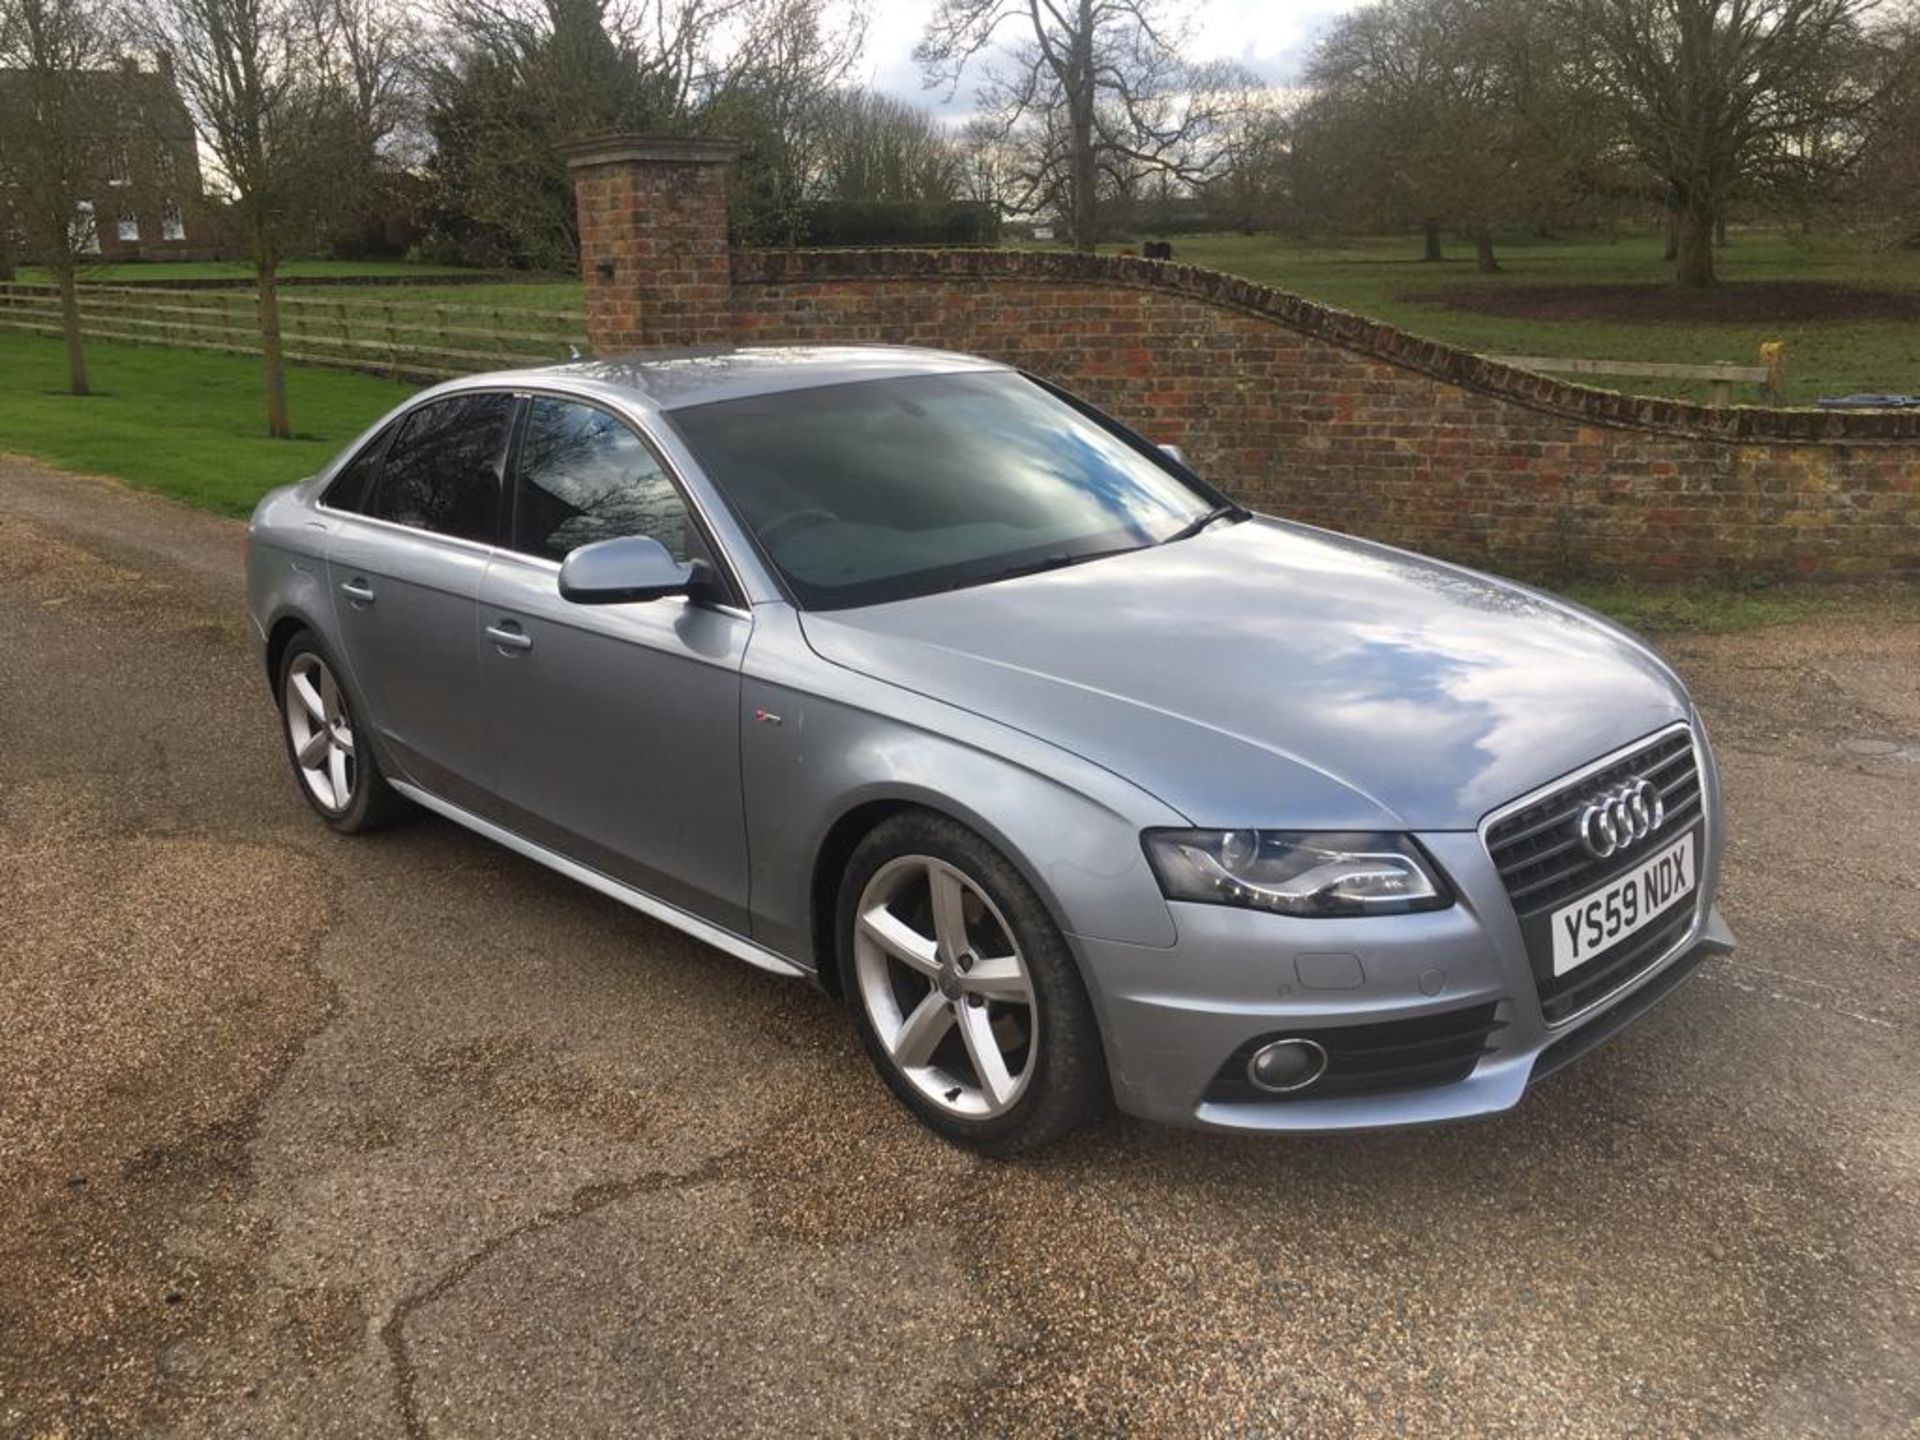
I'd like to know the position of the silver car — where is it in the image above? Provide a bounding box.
[246,345,1734,1152]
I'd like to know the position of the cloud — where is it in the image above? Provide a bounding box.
[852,0,1365,118]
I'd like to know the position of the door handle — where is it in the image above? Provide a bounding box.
[485,621,533,654]
[340,578,376,606]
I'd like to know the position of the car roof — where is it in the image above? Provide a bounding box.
[505,343,1010,413]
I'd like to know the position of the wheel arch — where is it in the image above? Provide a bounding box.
[803,777,1163,1001]
[264,612,312,691]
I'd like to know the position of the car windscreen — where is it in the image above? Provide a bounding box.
[665,371,1219,610]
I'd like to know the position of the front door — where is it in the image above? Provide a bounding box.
[478,395,754,934]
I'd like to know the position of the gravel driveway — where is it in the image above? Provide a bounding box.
[2,456,1915,1438]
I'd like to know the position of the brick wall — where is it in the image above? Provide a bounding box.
[571,139,1920,583]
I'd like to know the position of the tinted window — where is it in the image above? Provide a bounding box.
[321,427,391,514]
[512,399,697,563]
[373,394,513,543]
[666,372,1215,609]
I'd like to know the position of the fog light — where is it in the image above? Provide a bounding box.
[1247,1038,1329,1094]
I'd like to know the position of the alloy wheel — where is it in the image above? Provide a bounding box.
[852,854,1037,1119]
[284,651,356,813]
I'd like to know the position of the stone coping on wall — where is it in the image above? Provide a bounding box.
[731,247,1920,447]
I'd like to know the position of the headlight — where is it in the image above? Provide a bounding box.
[1142,830,1451,917]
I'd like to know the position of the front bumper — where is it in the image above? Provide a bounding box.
[1071,825,1733,1133]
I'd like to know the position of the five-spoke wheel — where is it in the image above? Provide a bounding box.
[275,631,407,833]
[840,812,1108,1153]
[284,650,357,813]
[853,854,1037,1118]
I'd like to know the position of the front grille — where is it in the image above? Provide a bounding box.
[1486,727,1703,1021]
[1205,1003,1504,1103]
[1487,729,1701,914]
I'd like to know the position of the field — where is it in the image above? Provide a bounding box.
[0,331,411,514]
[1161,229,1920,407]
[12,229,1918,404]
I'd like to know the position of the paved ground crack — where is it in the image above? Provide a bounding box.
[379,1148,745,1439]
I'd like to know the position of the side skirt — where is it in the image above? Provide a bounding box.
[389,779,808,981]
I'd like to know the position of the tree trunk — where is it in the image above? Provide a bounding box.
[55,264,89,397]
[256,258,291,439]
[1714,213,1728,247]
[1474,229,1500,273]
[1675,202,1717,288]
[1421,217,1443,261]
[1067,20,1098,253]
[1663,212,1679,261]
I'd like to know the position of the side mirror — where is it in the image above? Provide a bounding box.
[559,534,708,605]
[1158,443,1188,466]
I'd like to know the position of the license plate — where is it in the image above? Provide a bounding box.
[1550,831,1697,976]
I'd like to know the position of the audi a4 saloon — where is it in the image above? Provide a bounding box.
[246,345,1733,1152]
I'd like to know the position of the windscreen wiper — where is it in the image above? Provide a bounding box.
[1162,504,1249,545]
[949,546,1143,592]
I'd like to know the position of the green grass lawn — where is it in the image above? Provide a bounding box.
[307,279,586,311]
[0,330,413,515]
[1129,229,1920,406]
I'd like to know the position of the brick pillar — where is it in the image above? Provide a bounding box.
[561,134,743,352]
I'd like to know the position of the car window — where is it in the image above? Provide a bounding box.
[321,426,391,514]
[372,393,513,544]
[666,371,1216,610]
[511,398,698,564]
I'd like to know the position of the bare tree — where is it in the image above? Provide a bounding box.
[814,90,964,204]
[1202,90,1289,233]
[1304,0,1600,271]
[706,0,868,244]
[139,0,356,436]
[916,0,1244,251]
[1561,0,1876,286]
[0,0,113,394]
[1854,1,1920,241]
[306,0,419,161]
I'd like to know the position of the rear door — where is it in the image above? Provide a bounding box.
[325,391,515,813]
[477,395,755,932]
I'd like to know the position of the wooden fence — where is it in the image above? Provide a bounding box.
[0,283,589,380]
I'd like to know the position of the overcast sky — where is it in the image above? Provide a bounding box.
[852,0,1365,121]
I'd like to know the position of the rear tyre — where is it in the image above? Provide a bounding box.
[276,630,409,834]
[838,811,1109,1155]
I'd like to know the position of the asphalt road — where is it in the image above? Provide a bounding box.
[2,456,1916,1439]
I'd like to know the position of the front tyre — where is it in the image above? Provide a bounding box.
[838,812,1109,1155]
[276,631,409,834]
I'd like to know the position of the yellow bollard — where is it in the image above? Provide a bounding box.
[1760,341,1787,404]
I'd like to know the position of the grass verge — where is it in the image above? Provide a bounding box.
[0,331,414,515]
[1561,578,1920,633]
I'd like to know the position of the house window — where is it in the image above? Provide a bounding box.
[117,210,140,242]
[72,200,100,255]
[162,203,185,241]
[106,144,130,187]
[157,146,177,184]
